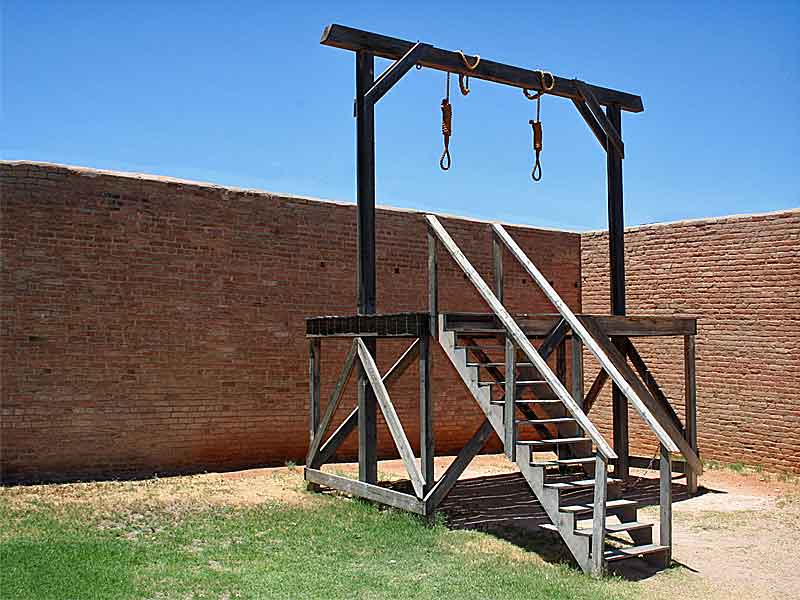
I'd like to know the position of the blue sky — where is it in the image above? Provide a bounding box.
[2,1,798,230]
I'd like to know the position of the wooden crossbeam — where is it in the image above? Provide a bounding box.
[424,418,495,512]
[622,338,685,436]
[306,340,359,466]
[580,317,703,474]
[321,24,644,113]
[584,370,609,413]
[305,468,425,514]
[571,98,607,152]
[310,339,420,469]
[365,42,430,104]
[573,79,625,158]
[357,338,426,497]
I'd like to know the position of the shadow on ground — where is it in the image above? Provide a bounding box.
[385,471,721,580]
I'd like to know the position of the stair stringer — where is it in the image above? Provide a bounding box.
[438,325,593,573]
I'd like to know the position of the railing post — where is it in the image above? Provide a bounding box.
[419,331,434,495]
[660,444,673,565]
[504,336,516,460]
[684,334,698,494]
[427,227,438,340]
[492,231,504,304]
[591,454,608,576]
[309,338,321,445]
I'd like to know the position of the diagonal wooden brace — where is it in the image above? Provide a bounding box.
[573,79,625,158]
[365,42,430,105]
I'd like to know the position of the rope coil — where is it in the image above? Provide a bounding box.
[457,50,480,96]
[523,69,553,182]
[440,72,452,170]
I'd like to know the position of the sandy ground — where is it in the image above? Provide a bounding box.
[3,456,798,599]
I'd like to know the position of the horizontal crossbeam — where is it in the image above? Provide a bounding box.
[305,468,425,514]
[321,24,644,113]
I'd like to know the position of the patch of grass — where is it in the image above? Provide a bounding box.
[0,486,633,600]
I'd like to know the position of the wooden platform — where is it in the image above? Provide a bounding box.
[306,312,696,338]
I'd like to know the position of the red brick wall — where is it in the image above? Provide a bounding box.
[0,161,582,483]
[581,210,800,473]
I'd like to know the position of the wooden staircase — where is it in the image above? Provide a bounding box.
[426,213,700,575]
[439,319,669,574]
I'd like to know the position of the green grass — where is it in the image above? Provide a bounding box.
[0,488,633,600]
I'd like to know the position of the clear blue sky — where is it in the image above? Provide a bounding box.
[2,1,798,230]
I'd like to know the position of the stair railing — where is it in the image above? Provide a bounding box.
[426,215,616,461]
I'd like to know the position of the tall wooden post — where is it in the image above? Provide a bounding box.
[419,329,434,495]
[684,335,698,494]
[356,51,378,484]
[606,103,629,479]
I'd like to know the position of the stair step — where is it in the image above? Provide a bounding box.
[490,399,561,405]
[467,362,535,367]
[517,417,576,425]
[543,477,621,490]
[560,499,638,515]
[478,380,546,386]
[602,544,670,562]
[575,521,651,537]
[531,456,595,467]
[518,437,592,446]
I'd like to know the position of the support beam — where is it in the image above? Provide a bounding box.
[365,42,430,104]
[504,337,516,460]
[623,338,685,436]
[306,340,359,466]
[424,418,495,512]
[492,232,504,303]
[574,80,625,158]
[584,370,609,413]
[309,338,321,444]
[660,444,673,565]
[356,51,378,485]
[357,338,426,497]
[305,468,425,515]
[605,101,628,479]
[591,454,608,577]
[419,334,434,495]
[684,335,699,494]
[571,98,607,152]
[428,230,438,340]
[321,24,644,112]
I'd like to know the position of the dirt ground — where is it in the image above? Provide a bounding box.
[4,456,798,599]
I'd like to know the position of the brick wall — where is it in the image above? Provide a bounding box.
[581,209,800,473]
[0,161,582,483]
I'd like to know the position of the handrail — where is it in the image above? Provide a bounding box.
[426,215,616,460]
[491,222,680,454]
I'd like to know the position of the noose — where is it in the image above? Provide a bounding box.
[457,50,480,96]
[439,72,452,170]
[523,70,555,182]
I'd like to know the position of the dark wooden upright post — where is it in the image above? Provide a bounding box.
[419,329,434,495]
[606,103,629,479]
[356,51,378,484]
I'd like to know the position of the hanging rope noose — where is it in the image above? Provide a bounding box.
[440,72,453,170]
[457,50,480,96]
[523,70,554,181]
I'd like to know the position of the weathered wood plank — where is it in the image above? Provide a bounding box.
[580,317,703,474]
[504,337,516,460]
[305,468,425,514]
[357,338,426,497]
[660,444,673,565]
[492,233,504,303]
[572,98,607,151]
[427,215,616,460]
[365,42,430,104]
[424,418,495,512]
[684,335,698,494]
[309,338,321,445]
[313,407,357,468]
[306,339,359,466]
[419,334,434,495]
[574,79,625,157]
[321,24,644,112]
[428,230,438,340]
[591,454,609,577]
[623,338,685,436]
[492,223,678,455]
[584,370,609,413]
